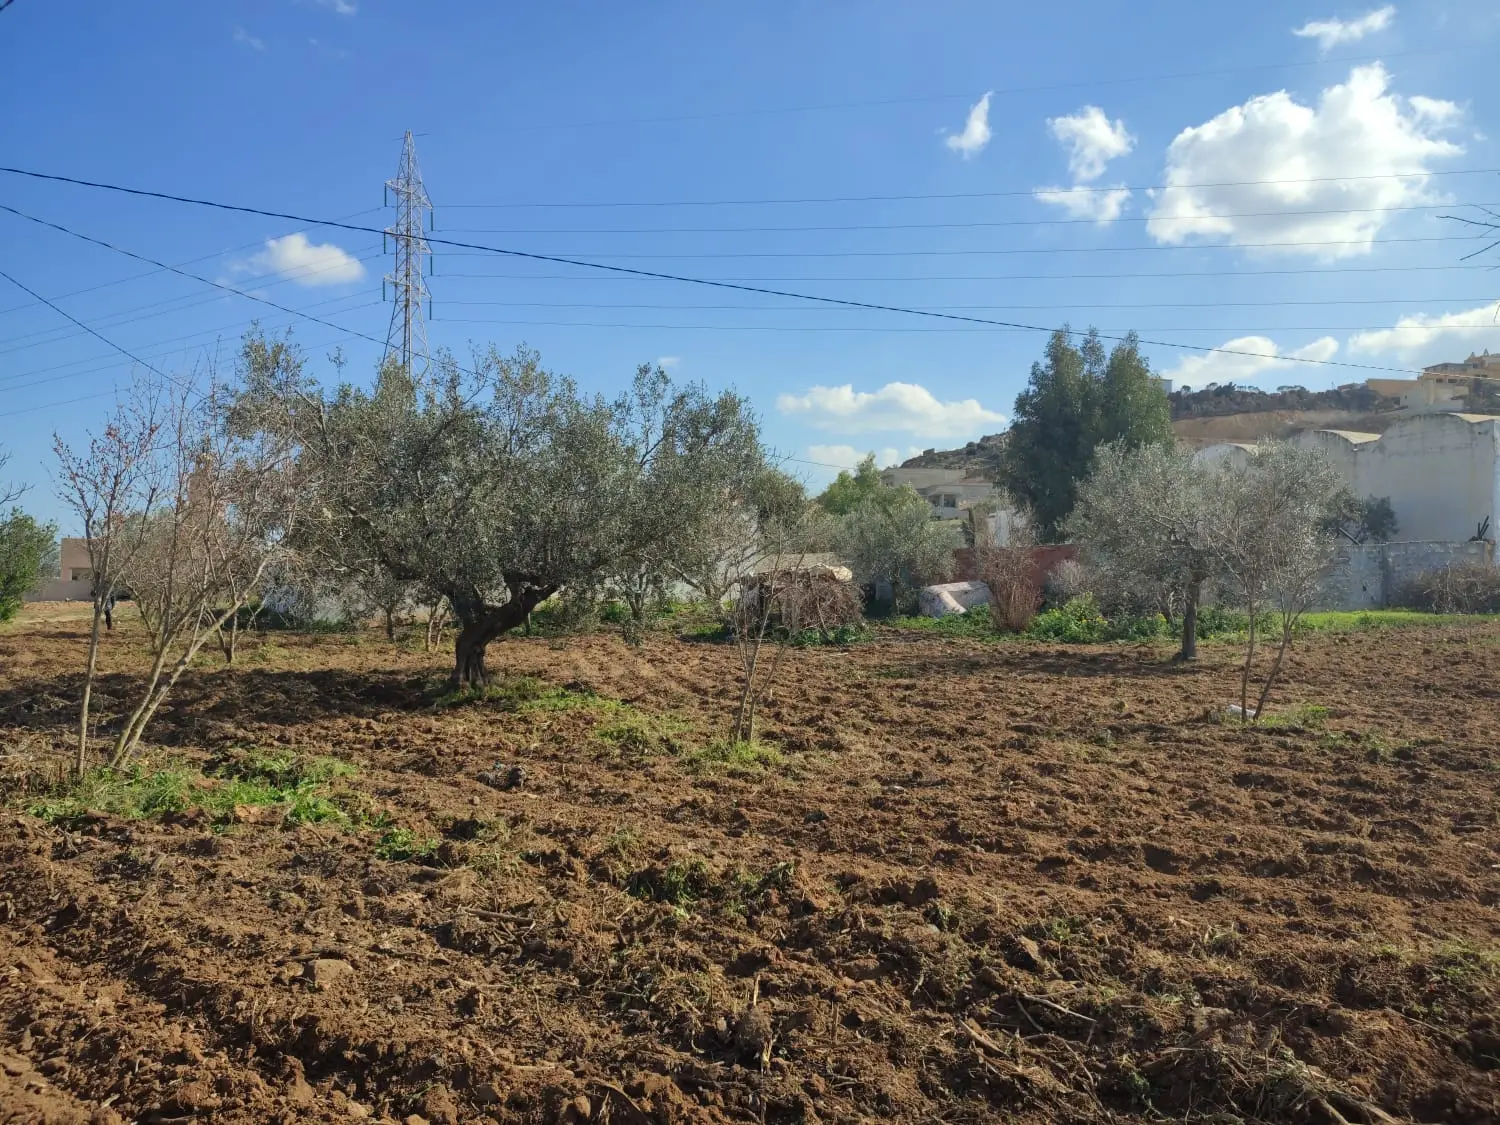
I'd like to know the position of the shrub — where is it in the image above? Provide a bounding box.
[1027,594,1108,643]
[1396,561,1500,614]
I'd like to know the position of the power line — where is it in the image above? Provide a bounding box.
[444,43,1491,134]
[0,247,382,355]
[437,264,1492,282]
[0,266,172,383]
[437,200,1500,236]
[0,329,360,419]
[0,296,380,393]
[428,315,1500,335]
[436,168,1500,210]
[0,167,1437,376]
[439,295,1500,312]
[0,208,382,319]
[0,203,411,362]
[432,235,1482,260]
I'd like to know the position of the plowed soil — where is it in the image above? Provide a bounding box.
[1,610,1497,1124]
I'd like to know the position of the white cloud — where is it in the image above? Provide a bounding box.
[1410,95,1461,124]
[1146,64,1462,257]
[655,355,682,370]
[233,26,265,51]
[240,233,365,286]
[807,445,922,471]
[1348,301,1500,362]
[1047,106,1135,181]
[1164,336,1341,386]
[945,93,993,159]
[1033,184,1132,223]
[776,381,1007,439]
[316,0,358,13]
[1292,6,1395,53]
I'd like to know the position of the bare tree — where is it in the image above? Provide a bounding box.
[53,386,164,775]
[111,382,302,765]
[0,448,26,509]
[720,478,860,745]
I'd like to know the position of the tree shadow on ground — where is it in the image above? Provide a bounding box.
[0,666,439,746]
[878,646,1215,681]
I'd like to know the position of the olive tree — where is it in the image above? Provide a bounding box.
[238,338,765,687]
[1068,442,1222,661]
[832,485,956,602]
[1210,442,1348,720]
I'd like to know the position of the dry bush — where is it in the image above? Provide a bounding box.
[1396,560,1500,614]
[976,530,1041,633]
[734,566,863,639]
[1041,557,1090,608]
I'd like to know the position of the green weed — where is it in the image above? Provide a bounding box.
[374,827,441,862]
[28,766,193,825]
[594,709,692,755]
[681,738,785,775]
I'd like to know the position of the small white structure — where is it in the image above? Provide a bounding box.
[918,580,992,618]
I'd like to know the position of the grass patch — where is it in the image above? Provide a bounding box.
[1250,703,1330,730]
[680,738,785,775]
[884,612,1002,641]
[435,674,608,714]
[28,766,193,824]
[25,748,364,830]
[374,827,441,862]
[593,709,693,755]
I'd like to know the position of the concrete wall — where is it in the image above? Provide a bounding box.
[1319,539,1494,610]
[1356,414,1500,543]
[1208,416,1500,545]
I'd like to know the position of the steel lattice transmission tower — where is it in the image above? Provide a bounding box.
[382,130,433,376]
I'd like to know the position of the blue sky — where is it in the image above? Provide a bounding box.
[3,0,1500,530]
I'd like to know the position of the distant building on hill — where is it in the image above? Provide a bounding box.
[1366,351,1500,414]
[882,467,1000,518]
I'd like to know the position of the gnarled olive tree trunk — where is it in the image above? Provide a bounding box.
[448,582,557,689]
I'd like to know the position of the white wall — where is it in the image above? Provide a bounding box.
[1217,419,1499,544]
[1358,416,1499,542]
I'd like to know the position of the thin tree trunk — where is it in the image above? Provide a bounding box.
[111,642,175,767]
[77,601,106,777]
[1239,604,1257,723]
[1253,619,1295,720]
[424,597,448,654]
[383,606,395,642]
[1178,578,1201,662]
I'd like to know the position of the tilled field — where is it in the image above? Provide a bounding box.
[0,612,1497,1124]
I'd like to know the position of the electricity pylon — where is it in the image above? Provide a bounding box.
[382,130,432,377]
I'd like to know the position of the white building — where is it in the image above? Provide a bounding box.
[882,467,1002,518]
[1196,413,1500,543]
[24,537,93,602]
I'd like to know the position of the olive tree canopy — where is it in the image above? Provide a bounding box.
[237,336,765,686]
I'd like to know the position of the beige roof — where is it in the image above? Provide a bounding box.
[1450,413,1500,423]
[1318,429,1381,443]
